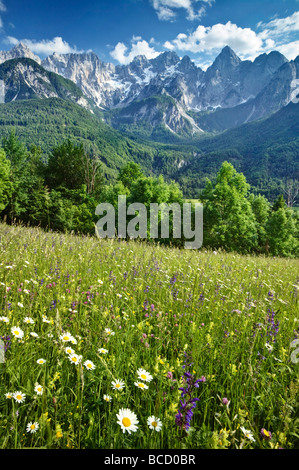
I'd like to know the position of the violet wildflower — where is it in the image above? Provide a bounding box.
[175,352,201,432]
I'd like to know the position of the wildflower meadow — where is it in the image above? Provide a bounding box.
[0,222,298,449]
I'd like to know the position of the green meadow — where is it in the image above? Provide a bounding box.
[0,222,298,449]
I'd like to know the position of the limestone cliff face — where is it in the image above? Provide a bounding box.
[0,42,298,135]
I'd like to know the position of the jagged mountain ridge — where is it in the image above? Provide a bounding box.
[0,43,298,136]
[0,43,42,65]
[41,45,299,134]
[0,57,90,109]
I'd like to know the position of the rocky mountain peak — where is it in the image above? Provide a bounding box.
[0,42,42,65]
[214,46,241,68]
[150,51,180,71]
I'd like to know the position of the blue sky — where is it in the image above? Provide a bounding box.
[0,0,298,69]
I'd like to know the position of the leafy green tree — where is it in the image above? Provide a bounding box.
[265,207,298,257]
[272,194,286,212]
[0,149,13,213]
[2,131,30,221]
[46,140,103,195]
[201,162,258,253]
[118,162,144,190]
[249,194,271,253]
[46,140,86,191]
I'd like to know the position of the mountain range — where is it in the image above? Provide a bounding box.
[0,42,298,200]
[0,42,298,137]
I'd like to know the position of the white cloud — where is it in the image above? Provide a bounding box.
[4,36,18,45]
[275,40,299,60]
[4,36,82,56]
[256,11,299,61]
[164,21,263,57]
[163,11,299,62]
[257,11,299,39]
[110,38,160,64]
[151,0,213,21]
[0,1,6,12]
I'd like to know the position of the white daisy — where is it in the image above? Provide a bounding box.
[98,348,108,354]
[42,316,51,324]
[0,316,9,323]
[104,328,115,336]
[17,302,24,308]
[65,346,75,355]
[26,422,39,433]
[70,336,77,345]
[265,342,273,352]
[11,326,24,339]
[137,368,153,382]
[13,391,26,403]
[147,416,163,432]
[5,392,13,399]
[111,380,125,391]
[116,408,138,434]
[24,317,34,324]
[103,394,112,402]
[59,332,72,342]
[30,332,38,337]
[68,353,82,365]
[134,382,149,390]
[36,358,46,364]
[83,360,96,371]
[240,426,256,442]
[34,384,43,395]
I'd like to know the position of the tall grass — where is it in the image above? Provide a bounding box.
[0,222,298,449]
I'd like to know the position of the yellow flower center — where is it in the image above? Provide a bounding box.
[122,418,131,427]
[264,430,270,437]
[30,424,35,430]
[116,384,120,388]
[141,374,147,380]
[16,395,22,400]
[14,331,19,335]
[63,336,69,341]
[87,364,92,368]
[138,383,145,388]
[72,357,77,362]
[152,421,158,427]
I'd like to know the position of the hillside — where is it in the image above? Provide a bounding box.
[0,58,89,108]
[0,97,201,183]
[0,92,297,200]
[0,97,158,180]
[176,102,299,198]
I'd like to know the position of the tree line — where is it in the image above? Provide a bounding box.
[0,132,298,257]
